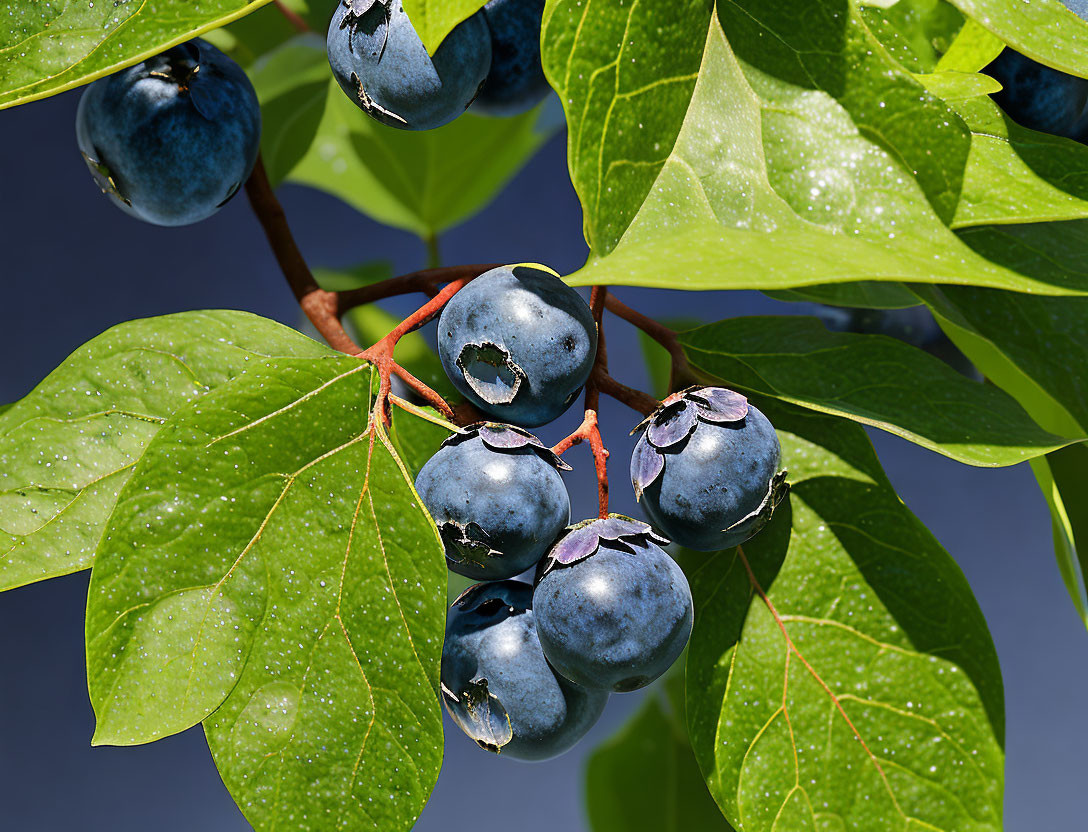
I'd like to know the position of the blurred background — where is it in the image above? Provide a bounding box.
[1,88,1085,831]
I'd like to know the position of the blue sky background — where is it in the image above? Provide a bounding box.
[1,89,1085,831]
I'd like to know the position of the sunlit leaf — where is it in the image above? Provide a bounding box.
[403,0,490,54]
[544,1,1088,296]
[0,312,326,593]
[946,0,1088,78]
[0,0,275,110]
[85,355,446,831]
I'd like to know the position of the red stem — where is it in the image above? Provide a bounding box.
[552,287,611,518]
[274,1,312,33]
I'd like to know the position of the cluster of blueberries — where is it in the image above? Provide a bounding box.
[418,264,787,760]
[73,0,548,226]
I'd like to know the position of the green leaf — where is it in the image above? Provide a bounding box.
[764,282,922,310]
[686,401,1004,831]
[85,357,446,831]
[914,69,1001,101]
[914,283,1088,435]
[911,283,1088,627]
[862,0,966,72]
[946,0,1088,78]
[1033,447,1088,626]
[403,0,489,54]
[935,19,1004,72]
[545,2,1088,296]
[249,37,555,236]
[0,311,327,594]
[679,315,1073,466]
[585,695,735,832]
[0,0,275,110]
[249,34,332,186]
[949,94,1088,228]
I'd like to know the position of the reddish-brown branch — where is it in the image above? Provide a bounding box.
[592,369,659,416]
[605,293,697,391]
[552,409,610,519]
[551,287,611,518]
[336,264,499,315]
[247,155,667,443]
[274,0,312,33]
[245,155,482,424]
[245,157,361,354]
[357,280,472,424]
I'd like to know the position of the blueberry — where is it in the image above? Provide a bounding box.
[75,40,261,227]
[416,423,571,580]
[474,0,551,116]
[986,49,1088,141]
[327,0,492,130]
[442,580,608,760]
[437,265,598,427]
[533,517,692,693]
[631,388,788,552]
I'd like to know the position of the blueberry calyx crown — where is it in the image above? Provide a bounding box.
[631,386,749,500]
[441,422,572,470]
[537,515,670,580]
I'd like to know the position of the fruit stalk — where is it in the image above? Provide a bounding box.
[358,278,476,423]
[244,156,363,354]
[552,286,611,518]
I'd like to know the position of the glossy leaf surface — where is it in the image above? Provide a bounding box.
[0,0,276,109]
[0,312,327,593]
[542,0,1088,296]
[85,356,446,831]
[679,316,1073,466]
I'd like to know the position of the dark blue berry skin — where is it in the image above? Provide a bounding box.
[636,406,781,551]
[534,538,692,693]
[75,40,261,227]
[474,0,551,116]
[986,49,1088,141]
[415,427,570,580]
[442,581,608,761]
[327,0,492,130]
[437,265,598,427]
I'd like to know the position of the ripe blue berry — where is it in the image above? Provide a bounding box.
[986,49,1088,141]
[474,0,551,116]
[437,265,598,427]
[327,0,492,130]
[75,40,261,227]
[416,424,571,580]
[442,580,608,761]
[533,517,692,692]
[631,388,787,552]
